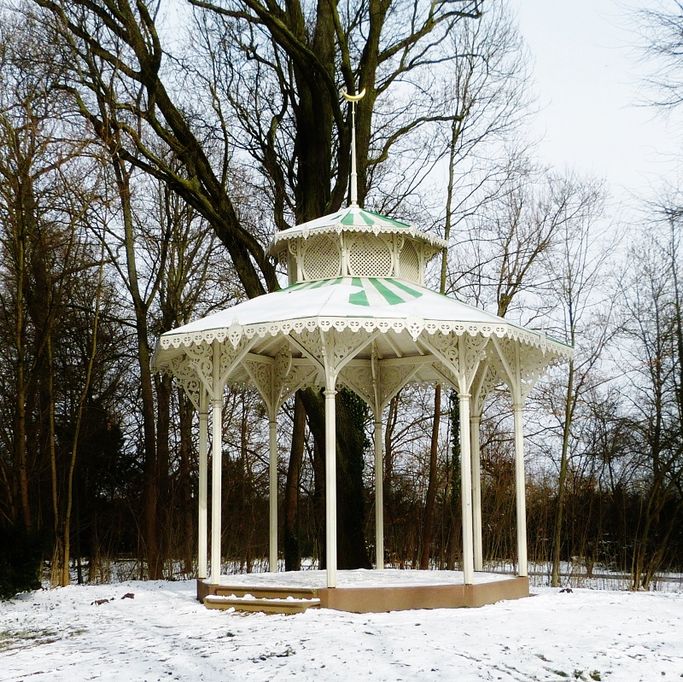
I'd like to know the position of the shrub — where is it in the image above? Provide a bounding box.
[0,526,42,600]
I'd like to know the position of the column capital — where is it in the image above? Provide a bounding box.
[324,388,337,398]
[458,392,471,400]
[211,397,222,409]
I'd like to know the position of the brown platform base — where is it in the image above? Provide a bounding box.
[197,571,529,614]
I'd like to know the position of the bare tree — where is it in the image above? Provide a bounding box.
[639,1,683,108]
[620,206,683,589]
[532,179,612,587]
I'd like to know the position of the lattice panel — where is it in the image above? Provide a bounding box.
[399,241,420,282]
[302,236,341,280]
[348,236,393,277]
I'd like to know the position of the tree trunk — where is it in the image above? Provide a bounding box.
[384,396,398,561]
[420,385,442,569]
[335,390,371,569]
[284,392,305,570]
[14,181,31,532]
[446,392,461,570]
[551,359,575,587]
[114,159,162,580]
[155,374,171,576]
[178,391,194,575]
[301,388,371,570]
[60,245,105,586]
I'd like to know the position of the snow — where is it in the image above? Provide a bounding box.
[1,579,681,681]
[216,568,509,588]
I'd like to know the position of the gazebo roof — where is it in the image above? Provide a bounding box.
[154,276,570,360]
[153,274,571,421]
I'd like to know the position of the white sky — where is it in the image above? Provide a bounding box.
[510,0,681,205]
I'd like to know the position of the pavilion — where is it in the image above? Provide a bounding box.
[151,93,571,612]
[151,199,570,612]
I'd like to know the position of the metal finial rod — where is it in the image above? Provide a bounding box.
[342,87,366,207]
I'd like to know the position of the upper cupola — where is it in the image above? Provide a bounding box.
[269,206,446,286]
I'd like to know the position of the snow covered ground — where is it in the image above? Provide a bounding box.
[1,578,681,681]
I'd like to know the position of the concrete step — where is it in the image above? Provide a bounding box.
[204,594,321,614]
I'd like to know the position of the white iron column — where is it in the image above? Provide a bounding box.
[459,392,475,585]
[374,416,384,570]
[210,396,223,583]
[471,414,483,571]
[198,391,209,579]
[513,401,528,577]
[268,416,278,572]
[325,386,337,588]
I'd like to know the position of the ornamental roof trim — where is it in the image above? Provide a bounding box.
[269,205,447,254]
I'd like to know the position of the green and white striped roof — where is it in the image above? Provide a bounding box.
[287,276,425,308]
[154,276,571,361]
[269,205,447,254]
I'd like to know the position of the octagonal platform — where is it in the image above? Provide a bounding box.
[197,569,529,614]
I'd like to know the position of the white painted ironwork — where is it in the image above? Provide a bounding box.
[399,240,420,282]
[374,416,384,570]
[268,417,278,572]
[342,87,366,206]
[302,235,341,280]
[459,391,475,584]
[513,401,527,577]
[210,343,223,583]
[324,386,337,587]
[198,391,209,580]
[471,414,483,572]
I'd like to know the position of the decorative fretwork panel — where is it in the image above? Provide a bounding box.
[399,240,420,282]
[338,362,375,407]
[471,360,504,415]
[184,344,214,396]
[165,356,202,411]
[491,337,556,402]
[518,346,554,400]
[219,336,254,385]
[462,335,489,388]
[421,332,488,393]
[279,364,319,405]
[243,356,273,412]
[348,235,393,277]
[379,363,419,407]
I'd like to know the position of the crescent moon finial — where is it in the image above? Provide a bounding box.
[342,87,366,103]
[343,85,366,207]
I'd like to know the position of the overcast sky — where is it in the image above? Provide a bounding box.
[510,0,680,206]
